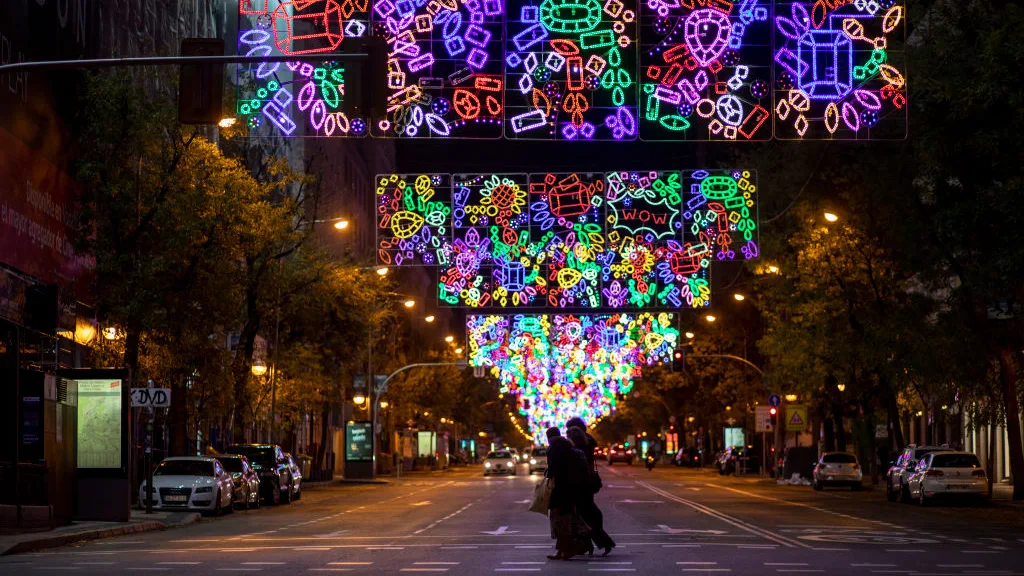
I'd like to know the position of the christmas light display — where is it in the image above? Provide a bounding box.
[683,169,759,261]
[375,173,452,265]
[376,169,755,308]
[639,0,772,140]
[237,0,371,137]
[772,0,906,139]
[504,0,640,140]
[468,312,679,442]
[371,0,506,138]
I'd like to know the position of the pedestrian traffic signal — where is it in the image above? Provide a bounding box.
[672,350,685,373]
[769,407,778,427]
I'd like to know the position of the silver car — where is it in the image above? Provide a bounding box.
[813,452,863,490]
[483,450,517,476]
[907,451,989,505]
[886,444,947,502]
[528,447,548,474]
[139,456,234,515]
[217,454,261,510]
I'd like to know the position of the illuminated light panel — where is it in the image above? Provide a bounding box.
[639,0,772,141]
[467,313,679,442]
[683,169,759,261]
[504,0,640,140]
[370,170,754,309]
[236,0,372,137]
[773,0,907,139]
[375,173,452,265]
[371,0,506,138]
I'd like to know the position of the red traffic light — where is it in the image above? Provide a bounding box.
[769,407,777,415]
[674,351,682,359]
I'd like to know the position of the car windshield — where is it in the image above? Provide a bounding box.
[488,451,511,459]
[531,448,547,456]
[155,460,213,477]
[219,457,245,473]
[822,453,857,464]
[932,454,981,468]
[226,446,275,467]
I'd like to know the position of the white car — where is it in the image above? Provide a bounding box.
[140,456,234,515]
[813,452,863,490]
[528,447,548,474]
[483,450,517,476]
[907,451,989,505]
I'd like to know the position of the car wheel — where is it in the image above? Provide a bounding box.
[886,483,898,502]
[212,489,223,516]
[281,481,292,504]
[900,482,911,503]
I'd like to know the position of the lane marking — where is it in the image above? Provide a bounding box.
[494,570,541,573]
[328,563,373,565]
[587,570,636,572]
[501,563,545,565]
[638,482,807,549]
[243,562,287,565]
[399,570,449,573]
[308,570,353,573]
[884,550,924,553]
[216,570,263,572]
[413,502,474,535]
[962,551,1000,554]
[765,563,809,566]
[414,562,460,565]
[852,564,896,567]
[30,569,81,572]
[774,571,824,574]
[157,562,202,565]
[704,484,904,530]
[441,546,478,549]
[938,565,985,568]
[681,570,731,573]
[677,562,718,565]
[72,562,115,565]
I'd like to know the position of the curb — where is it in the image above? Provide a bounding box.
[1,513,200,556]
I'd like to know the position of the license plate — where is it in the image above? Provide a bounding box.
[165,495,188,502]
[946,485,971,490]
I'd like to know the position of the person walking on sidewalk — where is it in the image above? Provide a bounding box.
[567,417,616,556]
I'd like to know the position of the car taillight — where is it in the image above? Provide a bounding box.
[852,464,860,470]
[626,450,633,455]
[610,449,616,453]
[972,469,986,477]
[925,470,944,477]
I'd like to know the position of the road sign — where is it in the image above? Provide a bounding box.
[353,374,367,391]
[786,404,808,432]
[768,394,781,407]
[755,406,773,432]
[473,366,485,378]
[131,388,170,408]
[374,374,388,393]
[669,415,677,424]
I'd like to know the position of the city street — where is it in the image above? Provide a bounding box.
[4,463,1024,575]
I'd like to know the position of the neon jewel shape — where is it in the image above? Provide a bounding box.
[639,0,772,141]
[376,169,756,309]
[773,0,907,139]
[467,313,679,442]
[504,0,640,140]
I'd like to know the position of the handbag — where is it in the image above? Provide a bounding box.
[529,478,554,514]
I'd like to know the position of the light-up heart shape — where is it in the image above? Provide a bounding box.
[684,8,732,68]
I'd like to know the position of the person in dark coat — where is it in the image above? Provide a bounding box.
[567,417,616,556]
[544,426,587,560]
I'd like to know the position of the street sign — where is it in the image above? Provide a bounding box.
[786,404,808,432]
[473,366,485,378]
[669,415,676,424]
[353,374,367,391]
[131,388,170,408]
[374,374,388,393]
[768,394,781,407]
[755,406,773,432]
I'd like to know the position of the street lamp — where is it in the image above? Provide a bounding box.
[102,326,119,340]
[251,359,268,376]
[353,394,366,405]
[685,331,694,339]
[333,219,350,230]
[404,299,416,308]
[785,394,798,402]
[767,265,780,274]
[733,293,745,301]
[425,315,435,322]
[705,314,717,323]
[445,335,454,343]
[376,267,389,277]
[218,117,237,128]
[837,383,846,392]
[455,347,463,354]
[823,211,839,223]
[379,400,389,409]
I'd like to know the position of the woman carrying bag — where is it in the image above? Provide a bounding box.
[543,426,588,560]
[567,417,616,556]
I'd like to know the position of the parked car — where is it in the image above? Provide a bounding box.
[483,450,517,476]
[217,454,261,509]
[139,456,234,515]
[607,444,633,465]
[718,448,739,475]
[886,444,947,503]
[813,452,863,491]
[907,451,989,505]
[224,444,296,505]
[528,447,548,474]
[283,453,303,501]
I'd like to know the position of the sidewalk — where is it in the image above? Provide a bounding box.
[0,509,199,556]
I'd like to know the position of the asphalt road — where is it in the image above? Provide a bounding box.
[4,463,1024,575]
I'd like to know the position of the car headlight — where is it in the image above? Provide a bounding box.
[485,462,491,468]
[530,459,536,464]
[195,486,213,493]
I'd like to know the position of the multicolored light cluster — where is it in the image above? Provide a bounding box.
[376,169,759,308]
[235,0,905,140]
[468,313,679,442]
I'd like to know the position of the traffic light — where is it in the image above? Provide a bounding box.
[769,407,778,427]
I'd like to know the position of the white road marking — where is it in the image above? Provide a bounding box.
[962,551,1000,554]
[501,563,546,565]
[328,563,373,565]
[411,501,432,506]
[128,570,170,572]
[440,546,478,549]
[366,547,404,550]
[31,569,80,572]
[765,563,809,566]
[774,571,824,574]
[678,562,718,565]
[587,569,636,572]
[704,484,904,530]
[157,562,202,565]
[308,570,353,573]
[414,562,460,565]
[938,565,985,568]
[852,564,896,568]
[399,569,449,573]
[663,544,700,548]
[494,570,541,573]
[681,570,732,573]
[243,562,287,565]
[884,550,924,553]
[216,569,262,572]
[72,562,116,565]
[514,546,549,549]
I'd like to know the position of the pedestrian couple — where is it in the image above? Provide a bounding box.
[544,417,616,560]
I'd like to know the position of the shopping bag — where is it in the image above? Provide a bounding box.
[529,478,553,514]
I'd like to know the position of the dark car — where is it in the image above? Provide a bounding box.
[886,444,947,503]
[607,444,634,465]
[224,444,296,505]
[217,454,261,510]
[719,448,759,475]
